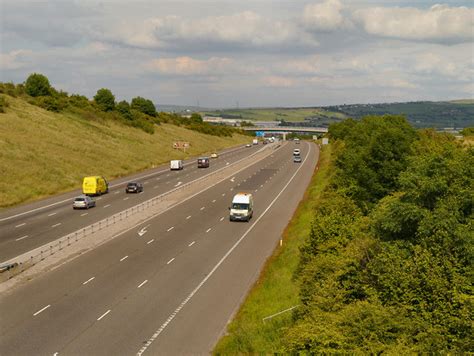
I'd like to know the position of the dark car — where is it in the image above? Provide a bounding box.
[126,182,143,193]
[73,195,96,209]
[197,157,210,168]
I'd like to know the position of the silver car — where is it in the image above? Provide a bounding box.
[73,195,96,209]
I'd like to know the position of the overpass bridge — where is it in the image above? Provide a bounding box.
[242,126,328,134]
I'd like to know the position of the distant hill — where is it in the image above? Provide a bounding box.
[205,100,473,129]
[324,101,474,129]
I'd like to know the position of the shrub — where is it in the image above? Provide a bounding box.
[131,96,157,117]
[25,73,52,97]
[0,95,9,113]
[94,88,115,112]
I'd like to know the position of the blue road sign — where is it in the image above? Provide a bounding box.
[255,131,264,137]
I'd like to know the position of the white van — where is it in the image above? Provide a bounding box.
[229,193,254,222]
[170,160,183,170]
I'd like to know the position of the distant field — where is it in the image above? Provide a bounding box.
[204,108,346,122]
[0,95,249,208]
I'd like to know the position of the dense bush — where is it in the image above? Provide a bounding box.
[131,96,156,117]
[0,95,9,113]
[94,88,115,112]
[286,119,473,353]
[25,73,52,97]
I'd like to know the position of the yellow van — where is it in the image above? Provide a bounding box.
[82,176,109,196]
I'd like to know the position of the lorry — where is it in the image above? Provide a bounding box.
[170,160,183,170]
[82,176,109,196]
[253,138,258,145]
[229,193,254,222]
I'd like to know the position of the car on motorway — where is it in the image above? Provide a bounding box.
[210,152,218,158]
[197,157,210,168]
[229,193,254,222]
[73,195,96,209]
[125,182,143,193]
[294,138,300,144]
[293,148,301,156]
[245,143,251,147]
[293,155,302,163]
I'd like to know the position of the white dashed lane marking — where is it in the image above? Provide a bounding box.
[97,310,111,321]
[15,223,26,228]
[51,223,61,228]
[120,255,128,262]
[167,227,174,232]
[83,277,95,285]
[147,239,154,244]
[167,258,175,265]
[48,212,57,217]
[16,235,28,241]
[33,305,50,316]
[137,280,148,288]
[186,215,191,220]
[188,241,195,247]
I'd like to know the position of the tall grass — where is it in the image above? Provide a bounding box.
[0,95,250,208]
[214,144,334,353]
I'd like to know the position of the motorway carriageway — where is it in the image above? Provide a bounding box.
[0,144,262,263]
[0,141,319,355]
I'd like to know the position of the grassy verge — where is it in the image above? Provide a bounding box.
[214,143,334,353]
[0,95,250,208]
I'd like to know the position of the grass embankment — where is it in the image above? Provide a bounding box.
[0,95,249,208]
[214,144,333,353]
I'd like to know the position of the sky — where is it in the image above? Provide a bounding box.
[1,0,473,108]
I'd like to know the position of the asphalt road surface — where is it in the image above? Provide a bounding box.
[0,144,261,263]
[0,141,318,355]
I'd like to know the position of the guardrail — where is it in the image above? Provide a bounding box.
[1,143,281,283]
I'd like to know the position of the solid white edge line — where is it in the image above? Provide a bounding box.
[33,304,51,316]
[97,309,111,321]
[136,142,313,356]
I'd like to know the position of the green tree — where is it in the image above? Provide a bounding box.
[190,113,203,124]
[131,96,156,116]
[94,88,115,112]
[116,100,132,120]
[25,73,51,97]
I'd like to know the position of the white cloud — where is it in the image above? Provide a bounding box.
[113,11,316,50]
[0,50,32,70]
[303,0,351,32]
[354,4,474,43]
[262,76,296,88]
[146,56,234,76]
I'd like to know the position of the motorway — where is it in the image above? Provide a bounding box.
[0,144,261,263]
[0,140,318,355]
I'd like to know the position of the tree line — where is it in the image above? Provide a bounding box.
[285,116,472,353]
[0,73,245,137]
